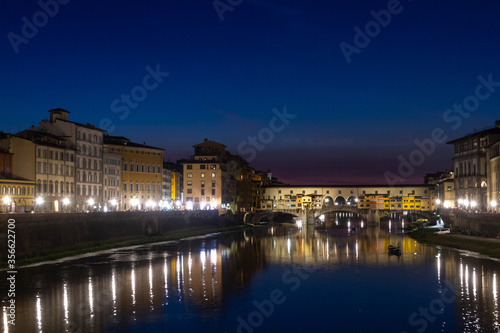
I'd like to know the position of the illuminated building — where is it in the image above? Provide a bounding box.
[447,120,500,211]
[487,140,500,212]
[104,136,164,210]
[0,148,35,213]
[36,108,104,211]
[183,139,226,210]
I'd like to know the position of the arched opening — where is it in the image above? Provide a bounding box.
[323,196,334,207]
[347,196,358,206]
[335,196,346,206]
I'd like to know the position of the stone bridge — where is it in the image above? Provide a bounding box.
[249,206,435,225]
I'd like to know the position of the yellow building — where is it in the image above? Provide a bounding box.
[183,139,228,210]
[0,178,35,213]
[104,136,164,210]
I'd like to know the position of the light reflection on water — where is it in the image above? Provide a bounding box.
[1,213,499,333]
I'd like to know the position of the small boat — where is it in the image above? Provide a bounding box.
[388,241,402,256]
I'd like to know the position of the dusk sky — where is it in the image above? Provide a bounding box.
[2,0,500,185]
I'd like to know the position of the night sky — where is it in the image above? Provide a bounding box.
[2,0,500,185]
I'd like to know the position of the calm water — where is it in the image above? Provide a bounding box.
[2,213,500,333]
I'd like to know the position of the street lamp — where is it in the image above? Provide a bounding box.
[130,198,139,210]
[88,198,95,211]
[110,199,118,211]
[146,200,155,210]
[35,197,44,213]
[491,200,497,212]
[63,198,70,212]
[3,196,11,213]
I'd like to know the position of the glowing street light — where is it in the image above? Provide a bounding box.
[2,196,11,213]
[491,200,497,208]
[186,201,193,210]
[88,198,95,206]
[3,196,11,205]
[62,198,70,212]
[146,200,155,210]
[130,198,139,210]
[435,199,441,205]
[471,201,477,208]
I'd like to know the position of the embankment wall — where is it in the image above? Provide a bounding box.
[0,211,238,259]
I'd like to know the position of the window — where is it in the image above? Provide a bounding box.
[187,181,192,186]
[124,183,127,191]
[141,165,145,172]
[187,165,192,169]
[211,173,216,178]
[201,173,205,178]
[212,189,216,195]
[136,165,139,172]
[201,181,205,188]
[124,164,127,171]
[211,165,216,169]
[201,189,205,195]
[200,165,206,169]
[187,173,193,178]
[187,189,192,194]
[212,181,215,187]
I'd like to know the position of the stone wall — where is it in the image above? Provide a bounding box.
[441,209,500,237]
[0,211,232,260]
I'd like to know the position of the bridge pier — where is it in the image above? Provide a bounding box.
[366,210,381,224]
[306,210,316,225]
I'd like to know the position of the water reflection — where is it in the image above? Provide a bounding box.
[1,214,499,332]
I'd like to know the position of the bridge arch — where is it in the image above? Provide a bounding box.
[347,196,357,206]
[324,196,334,207]
[335,196,346,206]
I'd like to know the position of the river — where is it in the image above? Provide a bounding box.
[2,213,500,333]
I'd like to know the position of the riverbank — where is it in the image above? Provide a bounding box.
[2,224,250,269]
[409,230,500,259]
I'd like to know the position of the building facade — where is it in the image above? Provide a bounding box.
[37,109,105,211]
[103,147,121,211]
[183,140,228,210]
[487,140,500,212]
[104,136,164,210]
[0,148,35,213]
[261,185,435,212]
[447,121,500,211]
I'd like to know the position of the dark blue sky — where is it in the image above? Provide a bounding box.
[2,0,500,185]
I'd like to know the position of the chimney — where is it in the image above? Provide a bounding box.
[496,120,500,128]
